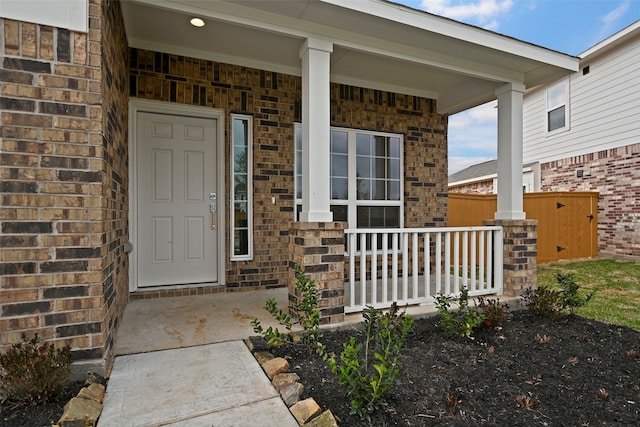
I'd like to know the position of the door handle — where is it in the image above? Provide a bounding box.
[209,193,217,230]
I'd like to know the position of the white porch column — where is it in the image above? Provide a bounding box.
[495,83,526,220]
[299,38,333,222]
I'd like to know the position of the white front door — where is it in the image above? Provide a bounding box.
[136,112,218,287]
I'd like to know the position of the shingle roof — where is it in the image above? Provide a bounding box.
[449,159,538,185]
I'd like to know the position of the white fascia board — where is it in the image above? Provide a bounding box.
[322,0,578,71]
[580,20,640,59]
[140,0,529,84]
[0,0,87,32]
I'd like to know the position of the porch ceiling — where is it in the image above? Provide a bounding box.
[121,0,578,114]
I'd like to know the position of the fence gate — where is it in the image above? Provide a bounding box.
[448,192,599,263]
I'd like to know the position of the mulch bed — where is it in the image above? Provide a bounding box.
[1,381,84,427]
[272,311,640,426]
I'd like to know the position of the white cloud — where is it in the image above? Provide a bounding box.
[595,1,630,41]
[602,1,630,26]
[449,101,497,129]
[420,0,514,29]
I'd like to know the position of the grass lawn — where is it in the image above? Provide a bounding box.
[538,258,640,330]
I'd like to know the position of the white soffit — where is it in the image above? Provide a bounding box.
[121,0,578,114]
[0,0,88,33]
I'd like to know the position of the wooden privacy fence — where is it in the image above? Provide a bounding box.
[448,192,599,263]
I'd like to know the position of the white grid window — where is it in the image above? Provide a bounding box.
[295,125,403,231]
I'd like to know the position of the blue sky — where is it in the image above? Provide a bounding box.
[398,0,640,174]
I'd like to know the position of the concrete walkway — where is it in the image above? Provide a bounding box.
[98,289,297,426]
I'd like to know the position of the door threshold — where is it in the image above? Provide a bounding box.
[130,283,225,300]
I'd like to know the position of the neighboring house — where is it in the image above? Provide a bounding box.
[449,159,541,194]
[0,0,576,374]
[449,21,640,261]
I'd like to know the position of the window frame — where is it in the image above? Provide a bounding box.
[545,79,570,134]
[230,114,253,261]
[294,124,404,230]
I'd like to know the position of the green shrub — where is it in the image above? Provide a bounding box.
[522,286,564,319]
[326,303,414,420]
[251,264,323,352]
[476,296,509,329]
[435,286,485,338]
[523,273,595,319]
[557,273,595,313]
[0,334,72,403]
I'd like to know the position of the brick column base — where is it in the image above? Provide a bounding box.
[484,219,538,296]
[289,222,346,324]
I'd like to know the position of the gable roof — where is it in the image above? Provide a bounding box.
[448,159,539,186]
[121,0,578,114]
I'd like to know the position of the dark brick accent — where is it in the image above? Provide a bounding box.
[2,301,51,316]
[321,254,345,263]
[56,322,101,338]
[0,262,36,275]
[40,260,88,273]
[43,286,88,299]
[0,69,34,84]
[57,29,70,62]
[305,264,329,273]
[303,246,328,255]
[0,97,36,112]
[71,348,103,362]
[40,102,87,117]
[2,57,51,73]
[2,222,52,234]
[56,247,101,259]
[1,181,38,193]
[57,170,102,182]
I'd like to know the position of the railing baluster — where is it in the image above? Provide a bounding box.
[349,232,356,308]
[435,232,442,295]
[424,232,430,299]
[412,232,418,301]
[485,233,494,289]
[453,231,459,294]
[371,232,377,306]
[382,233,388,305]
[359,233,367,306]
[470,231,477,292]
[392,232,398,302]
[479,230,485,291]
[462,231,469,291]
[402,232,408,303]
[445,232,451,295]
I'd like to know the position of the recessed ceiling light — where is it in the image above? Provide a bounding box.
[190,17,205,28]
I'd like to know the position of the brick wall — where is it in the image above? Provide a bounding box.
[541,143,640,260]
[99,0,129,363]
[0,0,129,369]
[449,178,494,195]
[129,48,449,290]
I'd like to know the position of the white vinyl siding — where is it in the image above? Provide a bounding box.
[524,39,640,164]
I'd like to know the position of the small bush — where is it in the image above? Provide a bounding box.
[435,286,485,338]
[476,296,509,329]
[523,273,595,319]
[522,286,564,319]
[0,334,72,403]
[251,264,323,352]
[557,273,595,313]
[326,303,414,420]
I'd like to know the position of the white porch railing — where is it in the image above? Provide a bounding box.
[344,226,504,313]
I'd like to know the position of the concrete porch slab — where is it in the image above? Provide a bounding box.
[98,341,297,427]
[113,288,290,356]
